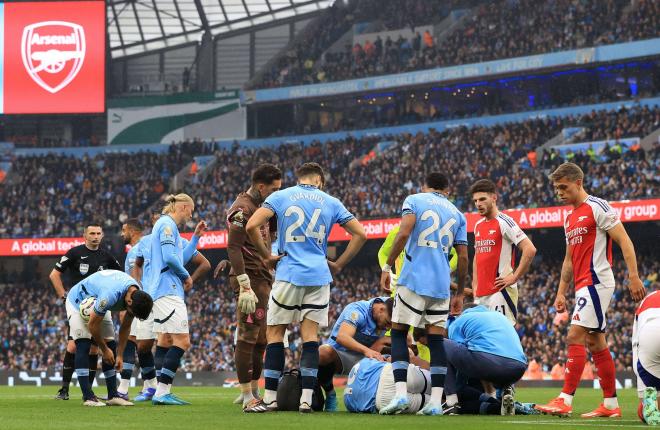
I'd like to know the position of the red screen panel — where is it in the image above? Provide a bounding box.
[3,1,105,113]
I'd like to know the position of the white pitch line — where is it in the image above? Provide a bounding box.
[503,420,644,428]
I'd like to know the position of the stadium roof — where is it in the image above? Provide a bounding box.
[107,0,334,58]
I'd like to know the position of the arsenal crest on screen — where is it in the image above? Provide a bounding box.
[21,21,86,94]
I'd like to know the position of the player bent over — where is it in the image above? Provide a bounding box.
[345,357,431,414]
[633,291,660,425]
[535,163,645,417]
[380,172,469,415]
[318,297,393,411]
[245,162,367,413]
[444,305,527,416]
[66,270,152,406]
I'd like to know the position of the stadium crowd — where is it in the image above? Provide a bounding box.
[252,0,469,89]
[0,140,214,238]
[190,105,659,229]
[254,0,660,88]
[1,254,658,375]
[0,105,657,238]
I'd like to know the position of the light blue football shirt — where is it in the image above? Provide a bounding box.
[263,184,354,286]
[67,270,137,315]
[397,192,467,299]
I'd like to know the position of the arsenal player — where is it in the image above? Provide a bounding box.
[536,162,646,418]
[219,163,282,412]
[470,179,536,325]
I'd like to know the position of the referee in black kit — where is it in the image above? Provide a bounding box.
[50,223,121,400]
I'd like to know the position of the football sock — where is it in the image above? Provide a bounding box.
[62,350,75,389]
[102,341,118,398]
[263,342,284,404]
[138,350,157,387]
[561,344,587,400]
[88,354,98,384]
[154,346,169,378]
[391,328,409,398]
[300,341,319,405]
[593,347,618,407]
[119,340,137,392]
[158,346,185,385]
[235,340,254,384]
[318,363,336,394]
[74,339,94,400]
[428,334,447,404]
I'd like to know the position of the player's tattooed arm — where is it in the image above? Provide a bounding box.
[189,252,211,285]
[451,244,468,315]
[132,257,144,283]
[246,207,281,269]
[607,223,645,302]
[227,219,248,275]
[555,247,573,313]
[336,322,384,361]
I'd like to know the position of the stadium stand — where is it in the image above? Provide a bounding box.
[0,141,214,237]
[253,0,660,88]
[1,105,657,238]
[190,105,659,230]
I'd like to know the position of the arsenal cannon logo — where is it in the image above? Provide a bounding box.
[21,21,86,94]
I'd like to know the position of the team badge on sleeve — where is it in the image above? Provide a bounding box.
[229,209,247,228]
[164,226,173,237]
[350,311,359,323]
[97,298,108,312]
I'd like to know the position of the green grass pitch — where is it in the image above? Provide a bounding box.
[1,386,647,430]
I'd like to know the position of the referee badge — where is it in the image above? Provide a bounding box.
[79,263,89,275]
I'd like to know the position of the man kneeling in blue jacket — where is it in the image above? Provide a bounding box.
[444,304,528,416]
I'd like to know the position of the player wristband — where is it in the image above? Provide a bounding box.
[382,264,392,273]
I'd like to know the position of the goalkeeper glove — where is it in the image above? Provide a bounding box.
[237,273,258,315]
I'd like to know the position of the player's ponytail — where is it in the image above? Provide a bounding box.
[162,193,194,214]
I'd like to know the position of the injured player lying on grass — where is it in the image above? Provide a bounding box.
[343,305,538,415]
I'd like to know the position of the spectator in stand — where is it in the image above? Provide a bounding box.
[1,106,656,237]
[0,139,215,238]
[252,0,659,89]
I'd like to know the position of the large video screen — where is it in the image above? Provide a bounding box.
[0,1,105,114]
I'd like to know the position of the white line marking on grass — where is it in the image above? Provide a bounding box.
[504,420,644,428]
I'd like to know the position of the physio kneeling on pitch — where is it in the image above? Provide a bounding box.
[443,304,527,415]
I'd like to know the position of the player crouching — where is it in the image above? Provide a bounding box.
[66,270,153,406]
[317,297,393,411]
